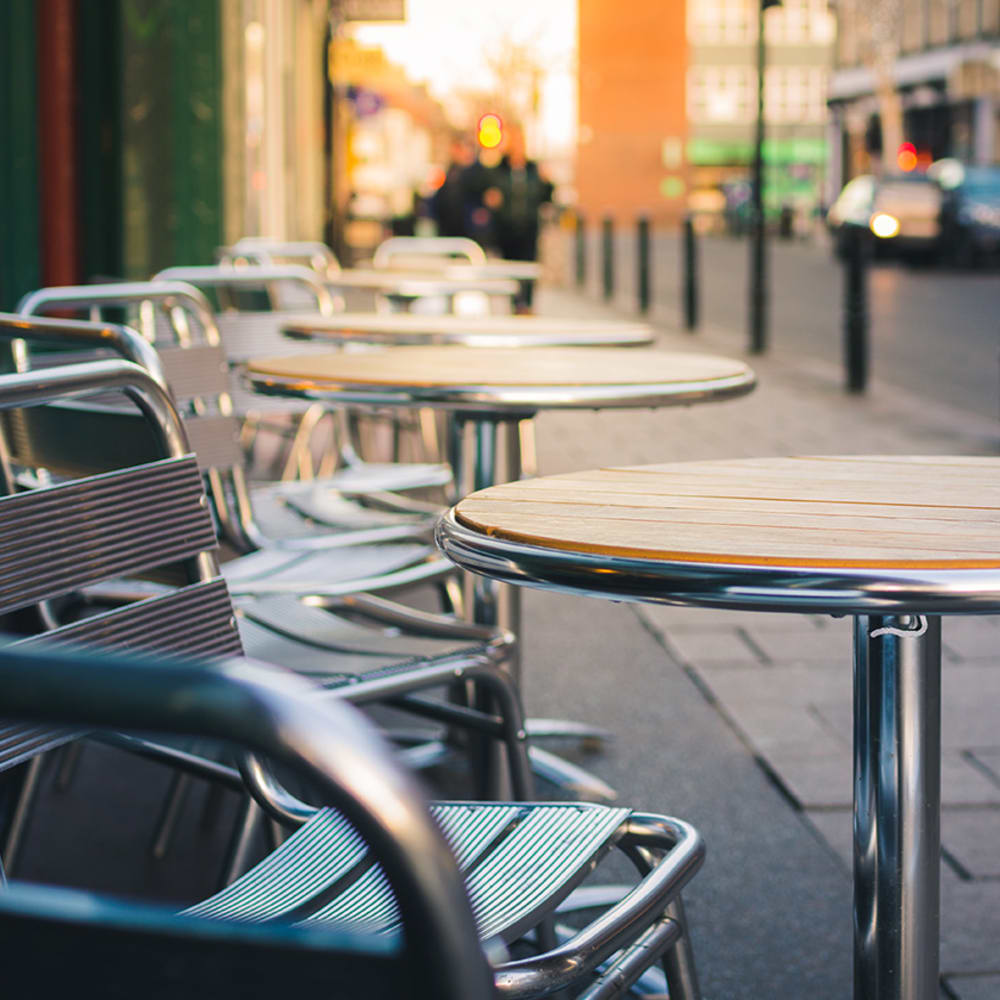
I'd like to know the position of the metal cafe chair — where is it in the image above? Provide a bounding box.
[218,237,343,280]
[0,312,457,610]
[0,641,705,999]
[18,275,452,492]
[0,360,530,881]
[0,365,705,999]
[157,264,453,486]
[372,235,488,268]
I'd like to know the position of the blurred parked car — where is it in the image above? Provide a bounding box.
[827,173,943,260]
[938,165,1000,267]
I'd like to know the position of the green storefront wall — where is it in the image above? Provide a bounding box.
[0,0,224,311]
[0,0,42,312]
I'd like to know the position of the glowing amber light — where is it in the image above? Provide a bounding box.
[897,142,918,172]
[477,113,503,149]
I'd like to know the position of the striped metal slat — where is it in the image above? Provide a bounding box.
[180,413,243,473]
[304,804,629,944]
[0,456,216,615]
[303,804,523,934]
[0,580,243,773]
[215,313,343,363]
[26,579,243,661]
[0,723,76,773]
[182,808,368,922]
[465,804,630,943]
[156,343,231,403]
[189,804,520,927]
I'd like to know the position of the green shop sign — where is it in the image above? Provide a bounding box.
[687,137,827,166]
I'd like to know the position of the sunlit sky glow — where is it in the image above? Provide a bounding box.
[350,0,577,156]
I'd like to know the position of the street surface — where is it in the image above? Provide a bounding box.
[593,231,1000,423]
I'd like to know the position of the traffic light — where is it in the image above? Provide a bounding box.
[897,142,917,172]
[477,113,503,150]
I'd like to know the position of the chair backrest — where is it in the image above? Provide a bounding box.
[154,265,337,317]
[220,239,342,281]
[0,311,252,536]
[2,301,343,549]
[0,643,494,1000]
[373,237,486,269]
[0,361,243,773]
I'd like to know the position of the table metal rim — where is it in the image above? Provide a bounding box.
[435,508,1000,615]
[281,326,654,348]
[244,369,757,415]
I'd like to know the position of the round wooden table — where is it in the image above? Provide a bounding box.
[282,313,654,349]
[247,347,755,800]
[438,454,1000,1000]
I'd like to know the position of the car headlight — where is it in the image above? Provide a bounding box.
[870,213,900,238]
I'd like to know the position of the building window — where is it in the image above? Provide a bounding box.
[689,0,835,44]
[688,65,827,125]
[765,66,828,124]
[687,65,756,123]
[687,0,754,43]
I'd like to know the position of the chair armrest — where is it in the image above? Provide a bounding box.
[0,640,494,1000]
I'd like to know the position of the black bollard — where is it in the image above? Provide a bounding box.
[843,225,869,393]
[682,214,699,331]
[602,217,614,301]
[575,211,586,288]
[637,216,651,314]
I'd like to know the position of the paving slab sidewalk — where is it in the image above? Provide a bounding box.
[526,284,1000,999]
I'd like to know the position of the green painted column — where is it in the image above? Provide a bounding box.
[0,0,41,311]
[120,0,223,277]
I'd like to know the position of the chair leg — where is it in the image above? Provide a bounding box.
[199,781,226,833]
[218,796,266,889]
[150,771,193,860]
[438,574,465,617]
[54,741,85,792]
[473,667,534,802]
[661,896,701,1000]
[1,754,46,875]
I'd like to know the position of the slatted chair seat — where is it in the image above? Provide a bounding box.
[183,799,640,954]
[246,486,430,545]
[219,541,441,597]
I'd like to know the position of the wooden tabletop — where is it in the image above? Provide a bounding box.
[249,345,750,389]
[454,456,1000,570]
[282,313,654,348]
[247,346,754,414]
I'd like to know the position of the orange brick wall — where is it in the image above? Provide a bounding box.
[576,0,688,227]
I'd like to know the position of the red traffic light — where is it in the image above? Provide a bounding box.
[897,142,917,172]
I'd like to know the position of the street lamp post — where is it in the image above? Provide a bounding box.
[749,0,782,355]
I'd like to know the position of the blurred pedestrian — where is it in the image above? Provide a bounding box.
[431,137,474,238]
[431,136,495,247]
[485,124,553,312]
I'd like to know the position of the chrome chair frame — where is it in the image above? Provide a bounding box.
[4,304,447,562]
[0,636,705,998]
[0,360,532,871]
[372,236,488,268]
[0,643,495,1000]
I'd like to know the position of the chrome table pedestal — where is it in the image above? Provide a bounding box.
[854,615,941,1000]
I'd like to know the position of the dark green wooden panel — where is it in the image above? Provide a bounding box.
[168,1,223,269]
[78,0,124,282]
[0,0,42,311]
[120,0,223,277]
